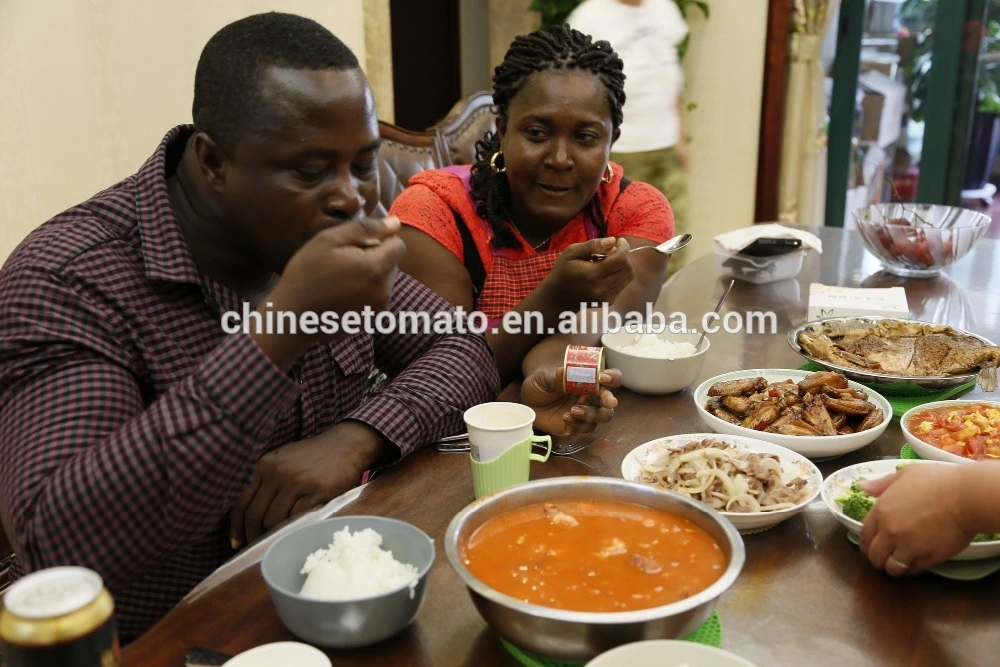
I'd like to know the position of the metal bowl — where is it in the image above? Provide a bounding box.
[787,316,994,394]
[443,477,745,662]
[261,516,434,648]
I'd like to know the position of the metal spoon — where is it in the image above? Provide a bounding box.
[696,278,736,350]
[590,233,693,261]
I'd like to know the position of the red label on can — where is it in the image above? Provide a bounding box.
[563,345,605,396]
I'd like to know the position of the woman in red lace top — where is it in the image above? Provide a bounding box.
[392,26,674,434]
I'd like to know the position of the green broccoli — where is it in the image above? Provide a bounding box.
[836,489,875,522]
[972,533,1000,543]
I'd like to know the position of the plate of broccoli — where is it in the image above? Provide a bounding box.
[821,458,1000,561]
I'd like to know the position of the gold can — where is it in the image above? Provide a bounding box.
[562,345,606,396]
[0,566,120,667]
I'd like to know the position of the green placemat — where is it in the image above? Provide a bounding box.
[900,443,922,460]
[797,362,976,418]
[500,611,722,667]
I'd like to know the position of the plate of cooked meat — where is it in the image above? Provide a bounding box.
[693,370,892,459]
[621,433,822,531]
[788,317,1000,394]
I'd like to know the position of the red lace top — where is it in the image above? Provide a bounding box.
[390,163,673,273]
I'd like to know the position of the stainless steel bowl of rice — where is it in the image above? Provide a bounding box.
[260,516,434,648]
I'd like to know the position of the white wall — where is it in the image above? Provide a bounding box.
[0,0,769,266]
[680,0,768,267]
[0,0,367,262]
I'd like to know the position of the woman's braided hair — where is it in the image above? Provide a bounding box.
[469,25,626,248]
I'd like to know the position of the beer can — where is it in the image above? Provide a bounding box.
[562,345,605,396]
[0,566,120,667]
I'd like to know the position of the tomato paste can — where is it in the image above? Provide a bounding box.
[562,345,605,396]
[0,566,120,667]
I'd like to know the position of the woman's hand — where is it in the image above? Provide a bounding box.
[520,367,622,436]
[540,238,634,310]
[858,464,975,576]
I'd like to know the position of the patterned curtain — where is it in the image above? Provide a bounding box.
[778,0,841,225]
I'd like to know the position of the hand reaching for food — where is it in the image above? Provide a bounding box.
[858,464,977,575]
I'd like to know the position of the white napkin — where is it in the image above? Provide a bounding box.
[714,223,823,254]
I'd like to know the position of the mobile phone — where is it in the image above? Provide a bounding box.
[737,237,803,257]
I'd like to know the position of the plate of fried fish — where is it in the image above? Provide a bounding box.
[693,370,892,459]
[789,317,1000,394]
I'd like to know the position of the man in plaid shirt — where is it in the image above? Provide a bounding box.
[0,13,513,640]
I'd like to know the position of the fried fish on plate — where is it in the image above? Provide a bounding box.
[797,318,1000,391]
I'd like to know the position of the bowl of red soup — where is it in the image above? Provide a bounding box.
[444,477,745,662]
[901,400,1000,463]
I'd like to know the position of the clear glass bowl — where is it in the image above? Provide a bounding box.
[852,204,991,278]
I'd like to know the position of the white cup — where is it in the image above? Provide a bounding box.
[463,402,536,462]
[222,642,332,667]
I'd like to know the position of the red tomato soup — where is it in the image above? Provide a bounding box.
[460,500,726,612]
[905,403,1000,460]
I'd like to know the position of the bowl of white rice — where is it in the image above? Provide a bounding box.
[601,330,710,394]
[261,516,434,648]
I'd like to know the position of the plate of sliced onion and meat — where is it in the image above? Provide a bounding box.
[693,370,892,460]
[621,433,822,531]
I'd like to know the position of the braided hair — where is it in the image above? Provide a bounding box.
[470,25,626,249]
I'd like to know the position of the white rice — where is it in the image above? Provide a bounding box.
[618,333,698,359]
[299,526,419,601]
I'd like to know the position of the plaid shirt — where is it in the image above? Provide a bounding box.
[0,126,500,640]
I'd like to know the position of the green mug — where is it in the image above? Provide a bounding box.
[470,435,552,499]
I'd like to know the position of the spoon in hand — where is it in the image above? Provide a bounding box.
[590,233,692,261]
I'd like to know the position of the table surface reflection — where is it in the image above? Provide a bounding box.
[123,228,1000,667]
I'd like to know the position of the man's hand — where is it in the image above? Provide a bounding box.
[252,216,406,371]
[539,238,634,311]
[521,367,622,436]
[229,421,391,548]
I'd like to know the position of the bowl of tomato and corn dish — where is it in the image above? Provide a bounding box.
[443,477,745,663]
[901,401,1000,463]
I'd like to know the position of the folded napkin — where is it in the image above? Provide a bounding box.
[715,223,823,254]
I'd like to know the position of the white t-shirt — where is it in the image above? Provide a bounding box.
[567,0,689,152]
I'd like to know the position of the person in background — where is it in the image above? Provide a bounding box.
[0,13,618,641]
[566,0,689,261]
[859,463,1000,575]
[392,25,674,433]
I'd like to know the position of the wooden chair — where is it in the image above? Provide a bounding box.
[374,91,496,214]
[432,90,496,167]
[374,122,439,215]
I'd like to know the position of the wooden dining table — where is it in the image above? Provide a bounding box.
[123,227,1000,667]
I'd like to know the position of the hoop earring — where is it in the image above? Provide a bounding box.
[490,151,506,174]
[602,163,614,184]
